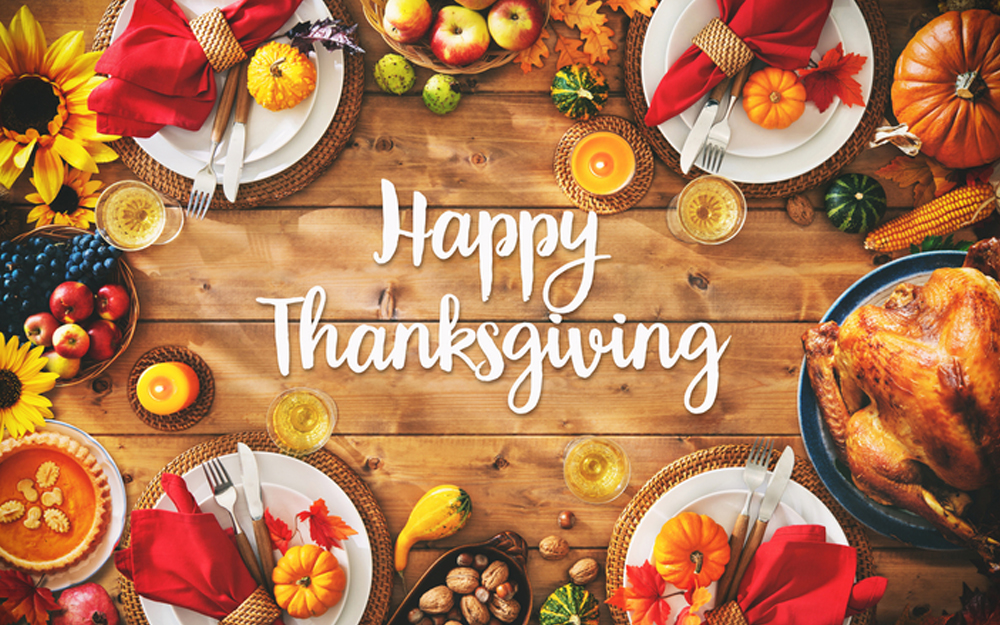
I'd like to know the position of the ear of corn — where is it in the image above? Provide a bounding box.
[864,184,998,252]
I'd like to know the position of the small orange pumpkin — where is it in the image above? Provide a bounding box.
[652,512,730,590]
[742,67,807,130]
[273,544,347,619]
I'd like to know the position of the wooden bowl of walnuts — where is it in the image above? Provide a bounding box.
[388,531,532,625]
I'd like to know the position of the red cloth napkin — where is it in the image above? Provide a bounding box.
[114,473,267,619]
[89,0,302,138]
[731,525,887,625]
[644,0,833,127]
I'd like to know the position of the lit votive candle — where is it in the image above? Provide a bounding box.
[136,362,200,415]
[570,131,637,195]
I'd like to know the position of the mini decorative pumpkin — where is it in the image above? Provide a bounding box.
[539,583,599,625]
[273,544,347,619]
[891,10,1000,169]
[550,64,609,121]
[824,174,887,234]
[652,512,729,590]
[248,41,317,112]
[742,67,807,130]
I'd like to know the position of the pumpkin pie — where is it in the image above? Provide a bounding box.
[0,430,111,573]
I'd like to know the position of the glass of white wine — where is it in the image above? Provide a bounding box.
[563,437,631,504]
[266,387,338,456]
[665,175,747,245]
[95,180,184,251]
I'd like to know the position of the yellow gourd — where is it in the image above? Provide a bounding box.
[272,544,347,619]
[395,485,473,571]
[247,41,317,112]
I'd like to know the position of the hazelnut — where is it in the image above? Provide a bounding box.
[474,586,491,604]
[432,616,446,625]
[539,535,570,560]
[446,567,481,595]
[568,558,600,585]
[473,554,490,571]
[408,609,425,624]
[446,608,463,622]
[456,552,475,567]
[488,595,521,623]
[558,510,576,529]
[481,560,510,591]
[419,586,454,615]
[495,582,517,599]
[418,618,433,625]
[461,594,491,625]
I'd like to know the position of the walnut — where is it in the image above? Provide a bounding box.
[0,500,25,523]
[539,535,570,560]
[419,586,454,615]
[44,508,70,533]
[35,461,59,488]
[568,558,600,585]
[446,567,480,594]
[461,594,490,625]
[488,595,521,623]
[41,487,63,507]
[480,560,509,591]
[786,194,815,226]
[23,506,42,530]
[16,479,37,502]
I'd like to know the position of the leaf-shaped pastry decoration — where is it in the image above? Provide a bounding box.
[35,462,59,489]
[0,501,24,523]
[42,509,69,533]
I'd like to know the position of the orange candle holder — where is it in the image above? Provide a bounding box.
[569,131,637,196]
[135,361,200,415]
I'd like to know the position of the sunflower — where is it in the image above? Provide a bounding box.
[0,333,58,439]
[26,165,100,229]
[0,6,118,204]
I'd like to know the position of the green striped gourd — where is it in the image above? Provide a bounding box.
[550,64,608,120]
[824,174,887,234]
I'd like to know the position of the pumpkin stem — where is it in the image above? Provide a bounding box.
[768,92,781,104]
[576,87,594,101]
[569,616,582,625]
[269,57,287,78]
[955,70,986,101]
[690,551,704,575]
[296,575,313,588]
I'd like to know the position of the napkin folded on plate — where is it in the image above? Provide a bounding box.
[115,472,283,625]
[645,0,833,127]
[89,0,302,138]
[707,525,887,625]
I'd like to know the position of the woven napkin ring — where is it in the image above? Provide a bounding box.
[189,7,247,73]
[705,600,749,625]
[220,587,282,625]
[692,18,754,77]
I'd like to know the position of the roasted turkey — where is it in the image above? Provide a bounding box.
[803,238,1000,568]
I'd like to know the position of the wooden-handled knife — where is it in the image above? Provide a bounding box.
[238,442,276,592]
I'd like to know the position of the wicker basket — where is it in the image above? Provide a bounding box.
[362,0,549,74]
[11,226,139,388]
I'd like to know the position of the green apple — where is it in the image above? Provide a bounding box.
[422,74,462,115]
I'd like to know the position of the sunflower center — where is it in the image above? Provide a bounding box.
[50,185,81,215]
[0,369,23,409]
[0,76,59,135]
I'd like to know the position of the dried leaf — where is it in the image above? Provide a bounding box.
[582,24,616,64]
[0,570,58,625]
[876,154,954,207]
[265,507,295,555]
[297,498,358,550]
[605,560,672,625]
[549,0,569,22]
[515,28,550,73]
[284,18,365,55]
[798,43,867,113]
[560,0,607,34]
[603,0,657,18]
[553,30,589,68]
[944,583,1000,625]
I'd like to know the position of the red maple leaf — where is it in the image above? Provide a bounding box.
[798,43,867,113]
[296,498,358,550]
[0,570,59,625]
[606,561,672,625]
[265,507,295,555]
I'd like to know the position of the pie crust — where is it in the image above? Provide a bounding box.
[0,430,111,573]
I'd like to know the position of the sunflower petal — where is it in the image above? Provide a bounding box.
[0,53,13,83]
[57,50,102,93]
[53,134,98,173]
[9,6,46,75]
[0,14,20,74]
[30,145,64,204]
[12,138,36,169]
[18,392,53,408]
[86,141,119,163]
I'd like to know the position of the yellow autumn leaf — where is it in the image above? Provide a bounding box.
[582,23,616,64]
[603,0,657,18]
[560,0,607,34]
[553,29,589,68]
[515,28,550,72]
[549,0,569,21]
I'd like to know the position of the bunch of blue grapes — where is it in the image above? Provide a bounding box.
[0,234,122,339]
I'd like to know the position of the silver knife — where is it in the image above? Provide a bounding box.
[721,445,795,603]
[237,442,276,592]
[223,60,252,203]
[679,77,731,174]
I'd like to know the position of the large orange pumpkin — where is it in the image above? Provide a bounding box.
[891,10,1000,169]
[273,544,347,619]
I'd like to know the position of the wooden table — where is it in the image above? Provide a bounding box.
[4,0,990,623]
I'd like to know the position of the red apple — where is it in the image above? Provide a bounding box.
[382,0,433,44]
[52,323,90,359]
[43,351,81,380]
[455,0,498,11]
[96,283,130,321]
[52,582,121,625]
[430,6,491,66]
[24,312,60,347]
[488,0,544,51]
[85,319,122,361]
[50,281,95,324]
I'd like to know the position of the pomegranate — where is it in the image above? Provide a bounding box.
[53,583,120,625]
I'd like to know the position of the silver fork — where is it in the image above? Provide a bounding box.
[186,63,243,220]
[202,457,265,586]
[699,64,752,175]
[714,437,774,601]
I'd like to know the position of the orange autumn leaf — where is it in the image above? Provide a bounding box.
[560,0,607,34]
[606,561,672,625]
[553,30,589,67]
[515,28,550,73]
[297,498,358,550]
[877,154,957,206]
[549,0,569,21]
[265,507,295,555]
[0,570,59,625]
[582,23,616,64]
[798,43,867,113]
[603,0,657,18]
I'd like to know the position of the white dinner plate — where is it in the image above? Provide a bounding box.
[139,452,372,625]
[110,0,344,185]
[641,0,874,183]
[3,420,129,591]
[623,468,848,616]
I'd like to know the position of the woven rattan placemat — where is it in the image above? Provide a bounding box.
[624,0,891,198]
[605,444,876,625]
[91,0,364,209]
[554,115,655,214]
[127,345,215,431]
[116,431,394,625]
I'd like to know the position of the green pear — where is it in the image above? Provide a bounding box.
[374,54,416,95]
[422,74,462,115]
